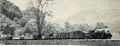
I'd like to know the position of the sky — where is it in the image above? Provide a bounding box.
[8,0,120,39]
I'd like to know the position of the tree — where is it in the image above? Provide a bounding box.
[64,22,71,31]
[0,15,15,35]
[29,0,54,39]
[23,18,38,34]
[42,22,55,36]
[95,22,107,29]
[3,24,15,35]
[0,0,22,20]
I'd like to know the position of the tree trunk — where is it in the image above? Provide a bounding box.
[36,10,45,39]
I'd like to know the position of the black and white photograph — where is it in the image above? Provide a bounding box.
[0,0,120,46]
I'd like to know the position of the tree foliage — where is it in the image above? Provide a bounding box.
[27,0,55,38]
[0,0,22,20]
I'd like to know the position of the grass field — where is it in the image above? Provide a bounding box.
[0,39,120,46]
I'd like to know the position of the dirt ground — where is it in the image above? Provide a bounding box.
[0,39,119,46]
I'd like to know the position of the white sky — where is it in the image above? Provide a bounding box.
[8,0,120,33]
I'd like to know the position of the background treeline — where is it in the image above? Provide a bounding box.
[0,0,109,39]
